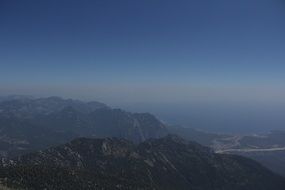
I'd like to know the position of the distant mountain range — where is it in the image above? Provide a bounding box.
[0,95,285,189]
[1,135,284,190]
[0,96,167,158]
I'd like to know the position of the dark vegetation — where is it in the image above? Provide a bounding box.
[1,136,285,190]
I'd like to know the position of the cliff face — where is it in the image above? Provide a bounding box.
[1,135,285,190]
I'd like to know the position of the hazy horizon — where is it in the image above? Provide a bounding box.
[1,0,285,133]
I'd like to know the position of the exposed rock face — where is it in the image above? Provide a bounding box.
[0,97,168,158]
[1,135,284,190]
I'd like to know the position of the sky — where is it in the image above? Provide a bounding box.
[0,0,285,107]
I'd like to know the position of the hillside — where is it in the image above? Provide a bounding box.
[1,135,284,190]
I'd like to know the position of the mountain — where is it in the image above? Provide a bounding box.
[1,96,284,182]
[0,95,34,102]
[1,135,284,190]
[0,96,108,117]
[0,97,167,158]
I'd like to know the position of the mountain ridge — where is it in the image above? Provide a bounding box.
[0,97,168,158]
[1,135,285,190]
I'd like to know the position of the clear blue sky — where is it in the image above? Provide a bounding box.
[1,0,285,105]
